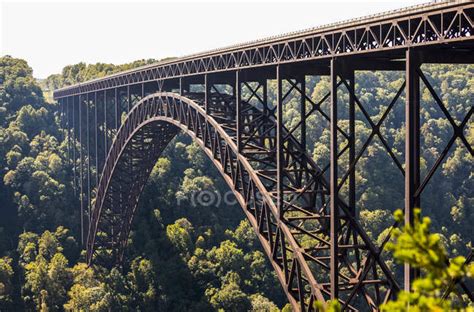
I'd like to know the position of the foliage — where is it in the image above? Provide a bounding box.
[206,272,252,312]
[0,257,14,309]
[381,208,474,311]
[63,263,108,311]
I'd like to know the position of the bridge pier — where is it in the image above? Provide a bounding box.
[276,65,284,220]
[78,94,84,245]
[405,48,421,291]
[72,95,78,197]
[86,93,92,243]
[329,58,340,300]
[94,92,99,192]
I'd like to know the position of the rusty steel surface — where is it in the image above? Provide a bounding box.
[54,1,474,310]
[54,0,473,98]
[87,92,400,310]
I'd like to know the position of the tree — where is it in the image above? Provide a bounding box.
[0,257,14,309]
[207,240,245,277]
[0,56,44,124]
[23,232,72,311]
[128,257,161,311]
[249,294,279,312]
[64,263,108,312]
[207,272,252,312]
[104,268,132,311]
[166,218,194,259]
[381,208,474,311]
[17,228,79,311]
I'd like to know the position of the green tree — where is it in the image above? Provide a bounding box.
[128,257,161,311]
[166,218,194,259]
[0,256,14,309]
[207,272,252,312]
[381,208,474,311]
[64,263,108,312]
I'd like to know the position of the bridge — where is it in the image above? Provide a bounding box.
[54,1,473,310]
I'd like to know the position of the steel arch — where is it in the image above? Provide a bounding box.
[87,92,401,311]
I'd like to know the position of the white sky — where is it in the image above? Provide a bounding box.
[1,0,428,79]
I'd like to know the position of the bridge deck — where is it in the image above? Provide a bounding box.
[54,0,474,98]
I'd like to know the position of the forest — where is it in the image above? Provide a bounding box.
[0,55,472,311]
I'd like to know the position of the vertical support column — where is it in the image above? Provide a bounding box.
[63,98,66,130]
[115,88,119,130]
[235,70,242,152]
[59,98,62,125]
[66,96,71,163]
[104,90,108,160]
[127,85,131,112]
[62,99,65,132]
[261,78,269,142]
[94,92,99,187]
[59,99,64,139]
[141,83,145,98]
[179,78,189,96]
[72,95,77,196]
[300,74,306,153]
[86,93,91,231]
[79,94,84,246]
[405,48,421,290]
[347,67,356,216]
[262,78,268,114]
[330,58,339,300]
[204,74,209,113]
[276,65,284,219]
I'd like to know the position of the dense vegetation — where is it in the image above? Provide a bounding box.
[0,55,472,311]
[381,208,473,311]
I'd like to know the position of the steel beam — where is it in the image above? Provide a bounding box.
[127,85,131,112]
[115,88,119,130]
[404,48,421,290]
[66,96,70,163]
[104,90,108,161]
[236,70,242,152]
[95,92,99,187]
[418,49,474,64]
[330,58,339,300]
[347,68,356,217]
[59,99,64,139]
[276,65,284,219]
[79,94,84,246]
[72,95,77,196]
[86,93,91,231]
[344,59,405,71]
[300,74,306,153]
[204,74,209,113]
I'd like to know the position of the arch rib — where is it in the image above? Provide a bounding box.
[88,92,399,311]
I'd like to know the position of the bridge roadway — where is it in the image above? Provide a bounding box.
[54,1,473,310]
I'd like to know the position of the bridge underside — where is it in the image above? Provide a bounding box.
[54,2,474,310]
[88,92,403,310]
[58,48,474,311]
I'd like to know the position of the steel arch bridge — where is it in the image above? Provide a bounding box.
[54,1,474,310]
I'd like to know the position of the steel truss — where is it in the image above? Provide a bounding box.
[53,1,474,310]
[82,90,386,310]
[55,47,474,310]
[54,1,473,98]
